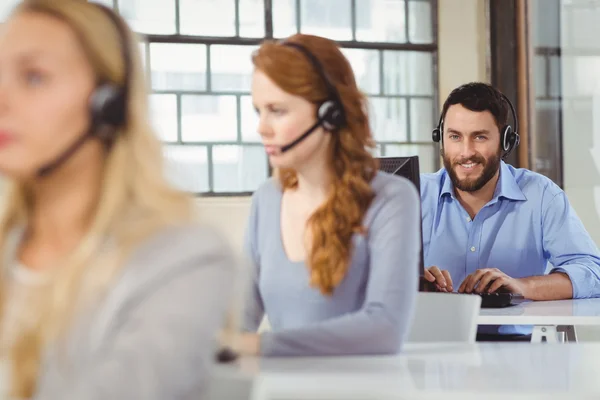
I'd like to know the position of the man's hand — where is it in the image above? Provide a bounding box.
[424,266,454,292]
[458,268,528,296]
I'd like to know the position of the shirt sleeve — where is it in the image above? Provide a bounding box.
[259,179,420,357]
[543,191,600,298]
[241,192,266,331]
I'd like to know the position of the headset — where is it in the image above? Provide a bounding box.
[37,2,131,176]
[277,41,347,153]
[89,4,130,133]
[431,91,520,159]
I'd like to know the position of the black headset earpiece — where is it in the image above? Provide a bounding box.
[501,125,512,152]
[281,41,346,131]
[432,112,443,143]
[318,100,344,131]
[89,4,131,136]
[89,84,125,129]
[499,93,520,158]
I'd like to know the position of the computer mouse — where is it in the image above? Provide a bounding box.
[481,279,511,294]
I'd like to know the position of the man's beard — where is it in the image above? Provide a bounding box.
[443,149,501,192]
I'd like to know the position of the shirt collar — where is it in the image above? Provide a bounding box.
[439,161,526,202]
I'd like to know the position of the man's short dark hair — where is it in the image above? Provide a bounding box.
[441,82,509,131]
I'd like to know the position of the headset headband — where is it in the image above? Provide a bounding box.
[281,41,341,106]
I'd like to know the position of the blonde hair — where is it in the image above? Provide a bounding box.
[0,1,196,396]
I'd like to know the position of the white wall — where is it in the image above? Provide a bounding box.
[196,196,252,256]
[437,0,490,104]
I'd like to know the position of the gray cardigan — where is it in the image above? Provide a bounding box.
[31,224,235,400]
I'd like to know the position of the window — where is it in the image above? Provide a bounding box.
[530,0,563,186]
[0,0,20,21]
[98,1,437,193]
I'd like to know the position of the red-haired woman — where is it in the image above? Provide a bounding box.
[237,34,420,357]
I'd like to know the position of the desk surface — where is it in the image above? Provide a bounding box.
[214,343,600,399]
[477,298,600,325]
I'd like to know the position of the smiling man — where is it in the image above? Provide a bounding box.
[420,82,600,340]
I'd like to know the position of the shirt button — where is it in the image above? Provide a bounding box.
[466,217,471,222]
[470,246,476,252]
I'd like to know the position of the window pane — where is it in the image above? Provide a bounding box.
[356,0,406,43]
[533,100,561,178]
[371,144,383,157]
[118,0,176,35]
[92,0,115,7]
[164,145,209,193]
[181,95,238,142]
[301,0,352,40]
[179,0,235,36]
[240,96,261,142]
[534,55,547,98]
[548,55,561,98]
[410,98,434,142]
[150,94,178,142]
[239,0,266,37]
[150,44,207,91]
[408,0,433,44]
[384,144,436,173]
[531,0,560,48]
[212,145,268,192]
[210,45,257,92]
[383,51,433,95]
[138,42,148,76]
[369,98,408,142]
[566,5,600,49]
[340,48,380,95]
[0,0,19,21]
[272,0,297,38]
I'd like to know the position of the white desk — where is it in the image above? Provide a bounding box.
[211,343,600,400]
[477,298,600,342]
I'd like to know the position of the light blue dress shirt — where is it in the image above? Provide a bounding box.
[421,161,600,335]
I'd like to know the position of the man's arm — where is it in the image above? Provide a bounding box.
[460,191,600,300]
[517,272,572,300]
[542,191,600,299]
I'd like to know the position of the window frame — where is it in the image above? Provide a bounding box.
[108,0,440,196]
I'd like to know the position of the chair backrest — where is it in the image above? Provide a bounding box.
[407,292,481,343]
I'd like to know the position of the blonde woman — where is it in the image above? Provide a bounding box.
[0,1,234,399]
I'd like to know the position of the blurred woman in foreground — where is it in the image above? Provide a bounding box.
[0,1,234,398]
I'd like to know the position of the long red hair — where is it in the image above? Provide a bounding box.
[252,34,378,295]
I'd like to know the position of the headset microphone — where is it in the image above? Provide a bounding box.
[280,119,323,153]
[36,3,130,178]
[37,130,95,177]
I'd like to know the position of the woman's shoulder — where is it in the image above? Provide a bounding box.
[370,171,420,203]
[247,178,282,222]
[120,222,236,290]
[251,177,281,203]
[360,171,421,226]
